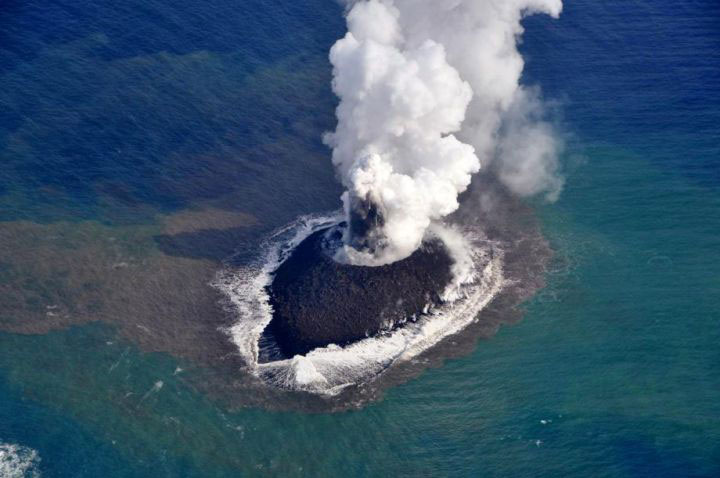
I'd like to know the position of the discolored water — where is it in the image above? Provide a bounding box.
[0,0,719,476]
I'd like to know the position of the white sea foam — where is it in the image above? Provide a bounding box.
[216,214,343,366]
[0,443,41,478]
[215,213,504,395]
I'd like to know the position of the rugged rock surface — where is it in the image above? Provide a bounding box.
[265,226,454,358]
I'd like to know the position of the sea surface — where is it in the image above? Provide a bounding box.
[1,0,719,476]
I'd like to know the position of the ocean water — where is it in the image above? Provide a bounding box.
[1,0,719,476]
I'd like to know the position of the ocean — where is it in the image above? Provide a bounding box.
[0,0,719,476]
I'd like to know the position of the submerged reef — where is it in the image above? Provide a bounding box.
[266,226,454,357]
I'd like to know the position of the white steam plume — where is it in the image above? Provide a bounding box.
[325,0,563,265]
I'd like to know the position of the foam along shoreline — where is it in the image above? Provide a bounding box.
[215,213,504,395]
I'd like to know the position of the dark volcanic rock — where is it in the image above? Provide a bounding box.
[266,226,454,358]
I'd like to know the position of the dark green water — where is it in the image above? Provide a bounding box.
[0,0,718,476]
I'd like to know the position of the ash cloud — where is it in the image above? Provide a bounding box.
[325,0,564,265]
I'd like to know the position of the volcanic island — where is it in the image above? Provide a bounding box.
[264,225,455,358]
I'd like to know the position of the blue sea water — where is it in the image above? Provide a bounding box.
[0,0,719,476]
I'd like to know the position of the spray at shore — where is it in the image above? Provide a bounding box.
[325,0,564,265]
[217,213,504,394]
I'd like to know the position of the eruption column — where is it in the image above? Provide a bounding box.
[325,0,564,266]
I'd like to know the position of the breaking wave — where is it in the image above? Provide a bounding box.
[0,443,41,478]
[215,213,505,395]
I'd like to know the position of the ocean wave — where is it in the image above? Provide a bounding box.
[0,442,41,478]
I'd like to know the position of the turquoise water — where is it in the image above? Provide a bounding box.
[1,0,719,476]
